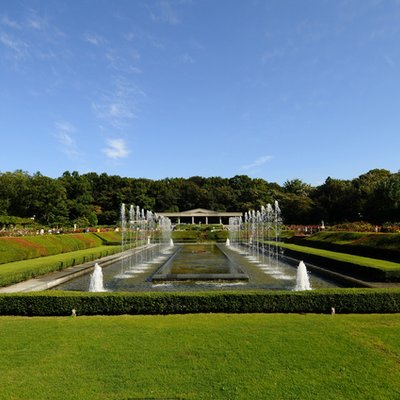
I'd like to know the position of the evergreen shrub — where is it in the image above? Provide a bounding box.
[172,225,227,242]
[381,222,400,233]
[291,231,400,263]
[329,222,376,232]
[0,246,120,287]
[0,289,399,316]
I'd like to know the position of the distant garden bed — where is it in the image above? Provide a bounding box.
[0,233,114,265]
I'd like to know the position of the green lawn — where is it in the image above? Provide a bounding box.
[0,313,400,399]
[0,245,120,287]
[0,233,105,264]
[270,241,400,271]
[306,231,400,250]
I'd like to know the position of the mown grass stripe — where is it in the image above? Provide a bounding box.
[0,245,121,287]
[267,241,400,271]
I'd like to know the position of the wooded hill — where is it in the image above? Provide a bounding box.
[0,169,399,227]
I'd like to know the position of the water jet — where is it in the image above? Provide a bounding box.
[89,263,106,292]
[294,261,312,291]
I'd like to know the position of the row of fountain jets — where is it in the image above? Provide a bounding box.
[89,202,311,291]
[227,201,311,290]
[89,204,175,292]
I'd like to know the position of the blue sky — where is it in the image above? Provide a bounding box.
[1,0,399,185]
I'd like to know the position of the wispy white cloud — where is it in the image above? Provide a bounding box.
[0,8,66,71]
[105,49,141,74]
[54,121,81,158]
[92,98,136,126]
[147,1,181,24]
[25,9,48,31]
[180,53,195,64]
[261,48,285,64]
[384,54,395,68]
[370,26,400,40]
[1,15,21,29]
[92,78,145,129]
[103,138,130,159]
[84,33,106,47]
[0,32,29,57]
[147,0,192,25]
[123,28,166,50]
[241,155,274,170]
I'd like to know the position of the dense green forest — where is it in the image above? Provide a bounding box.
[0,169,399,227]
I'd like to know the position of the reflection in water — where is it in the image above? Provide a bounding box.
[151,244,248,282]
[169,244,232,274]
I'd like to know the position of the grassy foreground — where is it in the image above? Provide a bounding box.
[0,313,400,399]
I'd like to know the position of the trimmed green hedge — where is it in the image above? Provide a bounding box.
[0,245,121,287]
[266,241,400,282]
[172,226,228,242]
[1,289,399,316]
[290,231,400,263]
[93,231,123,245]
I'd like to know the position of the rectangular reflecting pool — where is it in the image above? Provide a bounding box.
[53,243,345,292]
[151,243,249,282]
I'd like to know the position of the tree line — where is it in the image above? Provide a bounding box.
[0,169,399,227]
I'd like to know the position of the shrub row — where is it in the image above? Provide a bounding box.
[172,228,228,242]
[93,231,123,245]
[381,222,400,233]
[0,233,106,265]
[0,246,121,287]
[1,289,400,316]
[289,232,400,263]
[328,221,400,233]
[279,246,400,282]
[329,222,377,232]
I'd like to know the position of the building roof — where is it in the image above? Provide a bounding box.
[158,208,242,217]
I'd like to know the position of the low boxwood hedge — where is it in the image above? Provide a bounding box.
[172,228,228,242]
[0,246,121,287]
[289,232,400,263]
[264,241,400,282]
[0,288,399,316]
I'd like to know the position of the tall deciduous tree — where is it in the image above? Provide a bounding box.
[30,173,69,225]
[283,179,312,197]
[311,177,358,223]
[59,171,95,225]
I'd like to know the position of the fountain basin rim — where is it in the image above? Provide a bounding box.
[152,273,249,282]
